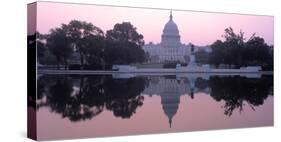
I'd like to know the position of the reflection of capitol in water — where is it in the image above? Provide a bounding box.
[142,76,210,127]
[36,73,273,136]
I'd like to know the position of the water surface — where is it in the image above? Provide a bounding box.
[36,74,273,140]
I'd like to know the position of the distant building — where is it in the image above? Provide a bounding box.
[142,11,211,63]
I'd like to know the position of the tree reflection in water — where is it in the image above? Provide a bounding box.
[208,75,273,116]
[37,74,273,122]
[103,78,147,118]
[37,75,148,122]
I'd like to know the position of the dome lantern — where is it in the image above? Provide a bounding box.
[169,10,173,21]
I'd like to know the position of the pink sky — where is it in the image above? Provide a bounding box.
[36,2,274,46]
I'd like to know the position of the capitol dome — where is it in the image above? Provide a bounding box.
[161,10,181,48]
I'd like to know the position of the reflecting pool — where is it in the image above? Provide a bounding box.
[35,74,273,140]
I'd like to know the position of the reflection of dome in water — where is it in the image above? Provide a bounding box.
[142,77,211,127]
[160,92,180,128]
[161,10,181,48]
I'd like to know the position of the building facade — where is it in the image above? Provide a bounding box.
[142,11,210,63]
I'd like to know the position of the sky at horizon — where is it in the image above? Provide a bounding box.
[34,2,274,46]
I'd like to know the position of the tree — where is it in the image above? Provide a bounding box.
[83,35,106,65]
[245,36,272,68]
[104,41,145,65]
[209,27,246,68]
[36,32,46,60]
[105,22,146,65]
[223,27,245,45]
[46,27,73,69]
[209,27,273,70]
[209,40,225,68]
[35,32,58,65]
[37,41,45,59]
[64,20,104,66]
[195,49,209,65]
[106,22,144,46]
[223,27,245,67]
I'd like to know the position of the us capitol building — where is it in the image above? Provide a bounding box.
[142,11,211,63]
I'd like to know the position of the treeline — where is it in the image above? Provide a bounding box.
[37,20,147,69]
[208,27,273,70]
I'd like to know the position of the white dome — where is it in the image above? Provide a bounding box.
[163,19,179,35]
[161,11,181,48]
